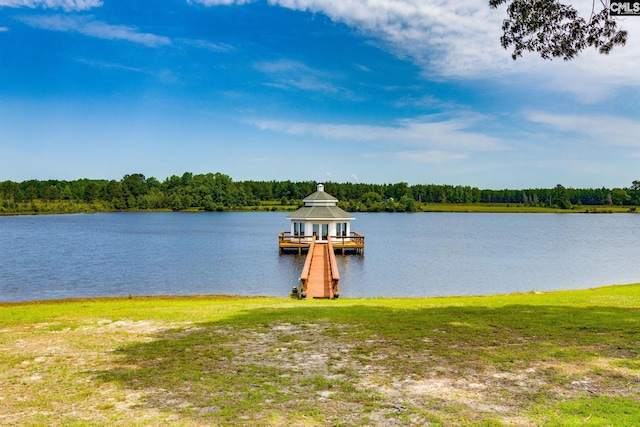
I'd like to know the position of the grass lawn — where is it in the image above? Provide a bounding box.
[1,285,639,426]
[417,204,631,214]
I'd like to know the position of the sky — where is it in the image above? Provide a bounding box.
[1,0,640,189]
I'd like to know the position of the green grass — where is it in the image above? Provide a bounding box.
[3,200,635,215]
[417,203,631,213]
[1,285,639,425]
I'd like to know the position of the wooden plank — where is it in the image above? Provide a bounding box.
[304,243,333,299]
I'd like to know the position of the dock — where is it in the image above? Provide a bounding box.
[279,231,365,255]
[296,237,340,299]
[279,183,364,299]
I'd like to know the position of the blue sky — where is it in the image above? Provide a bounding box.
[1,0,640,189]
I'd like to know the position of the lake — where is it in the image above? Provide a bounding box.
[1,212,639,302]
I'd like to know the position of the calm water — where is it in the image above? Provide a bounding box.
[1,212,639,302]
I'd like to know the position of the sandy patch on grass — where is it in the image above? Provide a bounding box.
[1,319,638,426]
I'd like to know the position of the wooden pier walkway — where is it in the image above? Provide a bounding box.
[298,237,340,299]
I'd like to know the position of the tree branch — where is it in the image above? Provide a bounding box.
[490,0,627,60]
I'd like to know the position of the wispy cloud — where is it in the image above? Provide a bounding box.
[526,111,640,149]
[76,58,144,73]
[394,150,468,163]
[540,43,640,103]
[188,0,253,5]
[0,26,8,31]
[254,59,354,98]
[266,0,509,78]
[267,0,640,86]
[251,113,506,153]
[190,0,640,99]
[18,14,171,47]
[181,38,235,52]
[0,0,102,11]
[187,0,511,77]
[78,59,179,84]
[392,94,451,110]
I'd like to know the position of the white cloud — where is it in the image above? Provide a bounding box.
[252,114,506,153]
[525,111,640,148]
[190,0,640,99]
[189,0,510,77]
[19,15,171,47]
[0,26,8,31]
[255,59,354,98]
[395,150,468,163]
[266,0,640,99]
[541,43,640,103]
[268,0,511,77]
[0,0,102,11]
[255,59,307,74]
[182,38,235,52]
[188,0,254,5]
[76,58,144,73]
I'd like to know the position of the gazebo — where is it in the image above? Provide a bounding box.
[278,183,364,254]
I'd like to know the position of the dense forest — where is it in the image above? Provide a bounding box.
[1,172,639,214]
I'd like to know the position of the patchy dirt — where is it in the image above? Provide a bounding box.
[1,319,638,426]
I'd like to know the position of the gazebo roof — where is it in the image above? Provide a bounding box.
[287,205,354,220]
[287,183,354,220]
[304,186,338,203]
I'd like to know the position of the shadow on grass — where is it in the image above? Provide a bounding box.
[94,304,640,425]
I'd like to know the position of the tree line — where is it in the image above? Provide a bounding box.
[1,172,639,214]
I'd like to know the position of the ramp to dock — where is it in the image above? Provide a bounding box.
[299,238,340,299]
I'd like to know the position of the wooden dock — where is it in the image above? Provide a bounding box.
[279,232,364,255]
[297,237,340,299]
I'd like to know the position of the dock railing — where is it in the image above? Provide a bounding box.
[331,231,365,255]
[280,231,364,254]
[279,231,313,245]
[279,232,312,254]
[298,235,316,295]
[331,231,364,245]
[327,237,340,297]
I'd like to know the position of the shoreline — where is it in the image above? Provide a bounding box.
[2,282,638,306]
[0,202,635,216]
